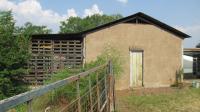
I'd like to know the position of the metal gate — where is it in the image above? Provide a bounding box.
[0,61,115,112]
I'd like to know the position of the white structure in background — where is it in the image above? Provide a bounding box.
[183,55,193,73]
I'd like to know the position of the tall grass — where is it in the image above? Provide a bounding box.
[41,46,123,110]
[12,46,122,112]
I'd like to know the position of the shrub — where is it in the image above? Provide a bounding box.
[85,45,123,78]
[172,68,184,88]
[32,45,123,110]
[0,11,29,100]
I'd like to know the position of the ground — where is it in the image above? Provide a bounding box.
[116,87,200,112]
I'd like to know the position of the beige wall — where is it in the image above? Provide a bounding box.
[84,23,183,90]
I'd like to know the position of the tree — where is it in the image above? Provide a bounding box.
[16,22,52,39]
[0,10,52,99]
[0,11,29,99]
[15,22,52,57]
[60,14,123,33]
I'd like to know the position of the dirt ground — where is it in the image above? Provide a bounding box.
[120,87,178,95]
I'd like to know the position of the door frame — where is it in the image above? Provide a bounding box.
[130,50,144,87]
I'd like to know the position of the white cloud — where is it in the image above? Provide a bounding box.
[67,8,77,17]
[117,0,128,4]
[175,25,200,48]
[0,0,77,32]
[83,4,103,17]
[0,1,104,32]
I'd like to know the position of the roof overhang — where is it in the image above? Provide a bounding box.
[31,12,191,40]
[184,48,200,57]
[32,33,83,40]
[81,12,191,39]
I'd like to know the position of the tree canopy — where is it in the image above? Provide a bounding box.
[0,11,122,99]
[60,14,123,33]
[0,11,51,99]
[0,11,29,99]
[16,22,52,39]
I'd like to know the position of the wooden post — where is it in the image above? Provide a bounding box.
[108,60,115,112]
[76,78,81,112]
[88,75,93,112]
[96,72,100,112]
[112,64,116,112]
[27,99,32,112]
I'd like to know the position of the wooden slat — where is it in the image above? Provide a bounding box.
[28,38,83,84]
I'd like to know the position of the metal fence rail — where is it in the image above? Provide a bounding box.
[0,61,115,112]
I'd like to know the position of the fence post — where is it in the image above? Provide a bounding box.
[104,67,108,112]
[96,72,101,111]
[108,62,111,112]
[76,77,81,112]
[27,99,32,112]
[112,63,116,112]
[108,60,115,112]
[88,75,93,112]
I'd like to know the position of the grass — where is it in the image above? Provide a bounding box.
[8,69,80,112]
[117,88,200,112]
[7,47,123,112]
[11,66,107,112]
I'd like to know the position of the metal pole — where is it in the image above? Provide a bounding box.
[76,78,81,112]
[96,72,100,111]
[88,75,93,112]
[112,62,116,112]
[104,67,108,112]
[108,61,112,112]
[27,99,33,112]
[109,60,115,112]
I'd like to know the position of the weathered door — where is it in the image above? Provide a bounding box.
[130,51,143,87]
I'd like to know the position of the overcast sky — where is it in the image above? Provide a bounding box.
[0,0,199,48]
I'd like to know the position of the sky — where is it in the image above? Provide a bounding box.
[0,0,199,48]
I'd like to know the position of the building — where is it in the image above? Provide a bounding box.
[28,12,190,89]
[183,55,193,74]
[184,48,200,78]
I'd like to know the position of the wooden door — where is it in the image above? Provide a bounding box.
[130,51,143,87]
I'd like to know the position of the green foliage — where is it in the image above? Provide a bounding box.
[86,45,123,78]
[44,68,102,104]
[60,14,123,33]
[16,22,52,39]
[37,58,102,107]
[45,69,80,84]
[12,46,121,111]
[14,22,52,60]
[41,45,122,107]
[0,11,29,99]
[0,10,52,100]
[43,69,79,104]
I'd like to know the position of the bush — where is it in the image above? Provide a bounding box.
[29,46,123,110]
[45,69,80,103]
[85,45,123,78]
[0,11,29,100]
